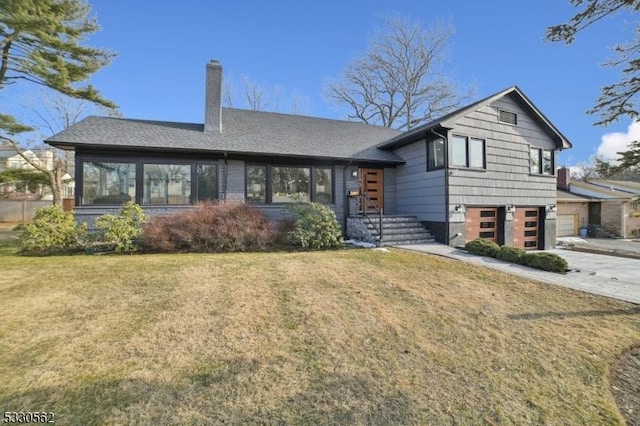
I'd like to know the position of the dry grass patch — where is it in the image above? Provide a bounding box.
[0,246,638,424]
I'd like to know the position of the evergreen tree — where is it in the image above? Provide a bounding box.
[0,0,115,205]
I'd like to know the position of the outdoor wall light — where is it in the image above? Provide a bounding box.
[351,170,358,178]
[548,204,557,212]
[506,205,515,213]
[453,205,462,212]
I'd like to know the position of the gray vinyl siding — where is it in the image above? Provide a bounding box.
[447,95,557,207]
[393,140,447,222]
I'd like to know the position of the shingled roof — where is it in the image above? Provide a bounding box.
[46,108,404,164]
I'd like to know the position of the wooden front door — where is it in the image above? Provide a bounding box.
[466,207,499,243]
[360,168,384,211]
[514,207,540,250]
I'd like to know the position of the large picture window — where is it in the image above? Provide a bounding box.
[144,164,191,205]
[80,159,217,205]
[530,148,554,175]
[451,135,486,169]
[426,138,445,170]
[272,166,310,203]
[246,164,333,204]
[82,162,136,205]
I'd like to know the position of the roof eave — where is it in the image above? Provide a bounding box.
[50,141,405,165]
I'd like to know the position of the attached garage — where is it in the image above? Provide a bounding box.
[514,207,542,250]
[466,207,500,244]
[556,214,578,237]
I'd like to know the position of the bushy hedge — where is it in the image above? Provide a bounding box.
[521,252,569,273]
[286,202,343,250]
[464,238,568,273]
[496,245,526,263]
[95,201,148,253]
[142,202,275,253]
[465,238,500,257]
[18,205,85,255]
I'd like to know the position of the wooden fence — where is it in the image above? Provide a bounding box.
[0,200,53,223]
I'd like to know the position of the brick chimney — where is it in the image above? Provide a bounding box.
[204,60,222,133]
[557,166,570,190]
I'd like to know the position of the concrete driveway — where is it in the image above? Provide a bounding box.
[397,243,640,305]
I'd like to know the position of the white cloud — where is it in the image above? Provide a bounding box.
[597,121,640,163]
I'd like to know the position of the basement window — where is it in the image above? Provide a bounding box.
[498,109,517,125]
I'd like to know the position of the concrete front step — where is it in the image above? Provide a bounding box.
[384,238,436,245]
[362,215,435,245]
[366,225,431,234]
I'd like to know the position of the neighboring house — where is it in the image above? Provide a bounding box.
[45,60,572,249]
[557,169,640,238]
[556,167,593,237]
[0,143,54,199]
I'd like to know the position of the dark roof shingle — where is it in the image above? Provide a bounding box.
[46,108,404,164]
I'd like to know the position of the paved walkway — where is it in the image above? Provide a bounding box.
[395,243,640,305]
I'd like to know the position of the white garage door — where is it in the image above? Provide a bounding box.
[557,214,577,236]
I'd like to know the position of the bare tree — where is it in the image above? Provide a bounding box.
[6,91,118,205]
[222,73,311,115]
[242,76,267,111]
[569,156,601,181]
[327,15,469,130]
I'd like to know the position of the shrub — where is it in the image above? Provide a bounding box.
[496,245,526,263]
[18,205,85,255]
[465,238,500,257]
[286,202,343,250]
[521,252,568,273]
[95,201,148,253]
[142,202,275,253]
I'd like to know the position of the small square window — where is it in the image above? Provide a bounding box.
[498,109,517,125]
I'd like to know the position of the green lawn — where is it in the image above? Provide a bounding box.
[1,242,638,425]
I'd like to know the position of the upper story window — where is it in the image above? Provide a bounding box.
[530,148,554,175]
[426,138,445,171]
[451,135,486,169]
[498,109,517,125]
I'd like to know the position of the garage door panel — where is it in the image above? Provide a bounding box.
[557,214,578,237]
[514,208,540,250]
[466,207,498,243]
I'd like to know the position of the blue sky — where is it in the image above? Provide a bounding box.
[7,0,639,166]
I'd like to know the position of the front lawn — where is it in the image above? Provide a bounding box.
[1,244,638,424]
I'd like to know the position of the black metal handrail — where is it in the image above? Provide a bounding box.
[362,191,384,245]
